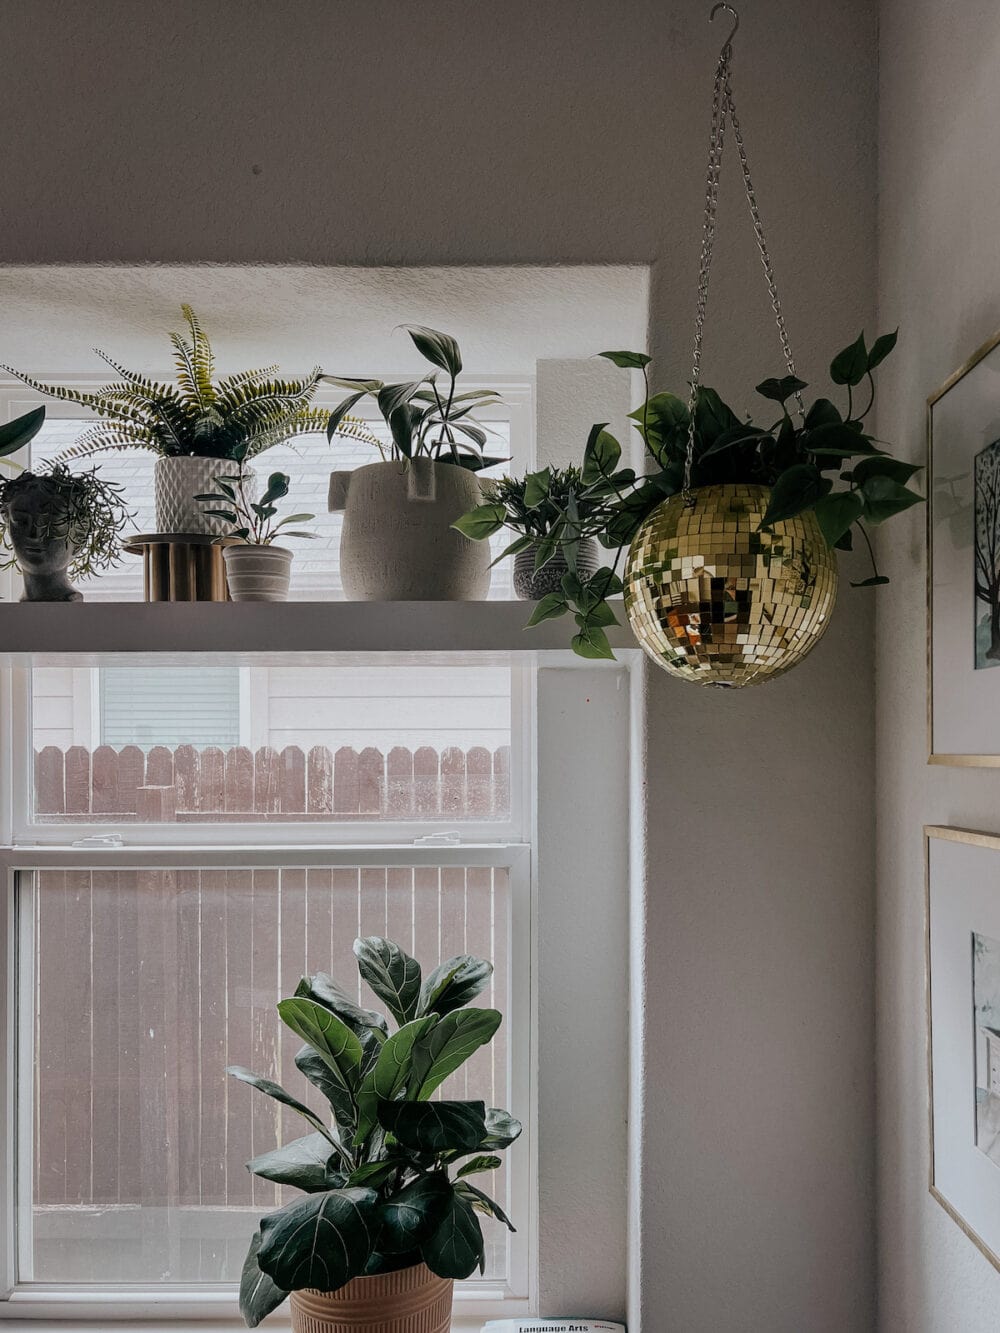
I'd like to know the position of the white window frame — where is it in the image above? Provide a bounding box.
[0,842,534,1325]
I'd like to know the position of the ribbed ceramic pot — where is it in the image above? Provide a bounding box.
[289,1263,453,1333]
[223,544,292,601]
[154,456,257,536]
[513,536,599,600]
[624,483,838,688]
[329,459,491,600]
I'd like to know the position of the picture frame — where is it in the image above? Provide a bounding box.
[928,328,1000,764]
[926,824,1000,1270]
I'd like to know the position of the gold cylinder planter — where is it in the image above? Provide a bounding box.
[289,1263,453,1333]
[624,482,838,687]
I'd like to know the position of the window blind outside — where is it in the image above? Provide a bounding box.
[100,667,241,750]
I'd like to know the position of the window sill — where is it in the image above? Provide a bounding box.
[0,601,635,666]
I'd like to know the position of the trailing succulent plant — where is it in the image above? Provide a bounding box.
[325,326,506,470]
[0,462,133,580]
[196,466,315,546]
[1,305,378,463]
[455,332,923,659]
[229,936,520,1328]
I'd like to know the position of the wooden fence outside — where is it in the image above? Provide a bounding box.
[33,743,511,822]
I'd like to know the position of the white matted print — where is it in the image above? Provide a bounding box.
[929,330,1000,762]
[927,826,1000,1268]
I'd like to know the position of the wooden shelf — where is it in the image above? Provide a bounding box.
[0,600,637,665]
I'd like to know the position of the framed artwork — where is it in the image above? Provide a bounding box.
[928,329,1000,763]
[926,824,1000,1269]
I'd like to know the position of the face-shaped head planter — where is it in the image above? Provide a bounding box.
[0,466,132,602]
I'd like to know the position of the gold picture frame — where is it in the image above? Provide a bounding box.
[928,328,1000,764]
[926,824,1000,1271]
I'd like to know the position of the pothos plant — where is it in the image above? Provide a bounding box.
[229,936,520,1328]
[324,326,506,471]
[195,468,315,546]
[455,331,922,659]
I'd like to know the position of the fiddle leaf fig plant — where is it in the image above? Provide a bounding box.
[229,937,520,1328]
[455,331,922,658]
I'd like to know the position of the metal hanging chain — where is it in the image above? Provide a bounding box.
[683,3,803,502]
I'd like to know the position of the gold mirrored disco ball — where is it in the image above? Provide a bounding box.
[624,483,838,687]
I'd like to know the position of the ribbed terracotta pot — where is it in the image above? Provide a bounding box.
[223,544,292,601]
[289,1263,453,1333]
[154,456,257,536]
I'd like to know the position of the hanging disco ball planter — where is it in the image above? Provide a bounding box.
[624,484,838,687]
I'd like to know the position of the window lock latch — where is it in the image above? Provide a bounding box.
[413,831,461,847]
[70,833,125,849]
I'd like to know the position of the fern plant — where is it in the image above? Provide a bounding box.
[1,306,379,464]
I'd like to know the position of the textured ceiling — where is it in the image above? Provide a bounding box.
[0,265,648,378]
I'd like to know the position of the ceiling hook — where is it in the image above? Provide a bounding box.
[709,2,740,51]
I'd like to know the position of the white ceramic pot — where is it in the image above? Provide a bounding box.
[223,544,292,601]
[154,456,257,536]
[328,459,491,600]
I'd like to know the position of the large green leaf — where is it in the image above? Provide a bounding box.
[850,455,921,486]
[581,423,621,484]
[451,504,507,541]
[694,386,739,447]
[377,1171,454,1254]
[522,467,552,509]
[418,955,493,1018]
[455,1180,516,1232]
[598,349,651,369]
[755,375,807,404]
[481,1106,523,1149]
[247,1132,342,1192]
[455,1154,502,1178]
[867,328,898,372]
[277,998,364,1093]
[410,1008,502,1099]
[525,592,569,627]
[227,1066,340,1149]
[240,1228,288,1328]
[813,490,865,547]
[405,326,463,378]
[860,474,924,525]
[0,406,45,459]
[257,1187,378,1292]
[355,1015,438,1145]
[420,1192,485,1279]
[295,1045,357,1136]
[354,937,422,1026]
[295,973,387,1073]
[830,332,869,386]
[760,464,830,528]
[377,1099,488,1153]
[805,423,884,458]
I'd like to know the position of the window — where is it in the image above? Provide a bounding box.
[0,663,534,1323]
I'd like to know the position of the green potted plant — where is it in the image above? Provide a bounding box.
[324,327,506,600]
[456,335,923,680]
[0,460,132,601]
[196,466,316,601]
[229,936,520,1332]
[1,306,376,537]
[455,466,605,601]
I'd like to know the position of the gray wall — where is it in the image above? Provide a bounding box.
[877,1,1000,1328]
[0,2,878,1328]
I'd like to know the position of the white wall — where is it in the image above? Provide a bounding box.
[877,1,1000,1327]
[0,3,878,1327]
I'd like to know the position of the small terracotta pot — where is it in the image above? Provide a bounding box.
[223,544,292,601]
[289,1263,453,1333]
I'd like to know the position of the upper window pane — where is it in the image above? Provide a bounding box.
[30,665,513,824]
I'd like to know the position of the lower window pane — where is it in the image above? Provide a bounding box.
[25,866,512,1286]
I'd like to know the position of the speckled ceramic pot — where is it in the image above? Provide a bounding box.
[289,1263,453,1333]
[513,536,599,599]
